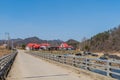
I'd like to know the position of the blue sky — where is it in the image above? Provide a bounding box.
[0,0,120,41]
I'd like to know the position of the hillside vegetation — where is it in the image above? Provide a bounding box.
[66,39,80,49]
[81,25,120,52]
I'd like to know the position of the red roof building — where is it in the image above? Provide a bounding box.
[59,43,73,48]
[41,43,50,47]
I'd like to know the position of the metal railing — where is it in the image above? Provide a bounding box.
[0,51,17,80]
[29,52,120,79]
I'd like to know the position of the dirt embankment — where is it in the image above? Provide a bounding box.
[0,47,11,57]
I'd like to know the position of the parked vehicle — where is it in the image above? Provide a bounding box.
[99,56,108,60]
[75,53,82,56]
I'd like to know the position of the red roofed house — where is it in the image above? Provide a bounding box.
[59,43,73,50]
[26,43,41,50]
[40,43,50,50]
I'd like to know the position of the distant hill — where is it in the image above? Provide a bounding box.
[0,37,79,48]
[14,37,44,46]
[81,25,120,52]
[12,37,64,47]
[11,38,23,43]
[66,39,80,49]
[0,38,23,45]
[0,40,5,45]
[48,40,63,47]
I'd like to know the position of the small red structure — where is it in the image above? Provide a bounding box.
[59,43,69,48]
[26,42,73,51]
[41,43,50,47]
[26,43,41,50]
[58,43,73,50]
[40,43,50,50]
[26,43,50,50]
[33,44,41,49]
[26,43,35,49]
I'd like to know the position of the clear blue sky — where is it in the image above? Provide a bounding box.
[0,0,120,41]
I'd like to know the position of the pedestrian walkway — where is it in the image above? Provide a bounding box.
[7,50,87,80]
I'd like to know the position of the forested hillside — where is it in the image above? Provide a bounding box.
[81,25,120,52]
[66,39,79,49]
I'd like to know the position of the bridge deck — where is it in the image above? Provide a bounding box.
[6,50,91,80]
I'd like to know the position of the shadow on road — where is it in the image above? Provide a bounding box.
[23,74,69,79]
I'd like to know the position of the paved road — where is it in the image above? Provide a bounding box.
[7,50,90,80]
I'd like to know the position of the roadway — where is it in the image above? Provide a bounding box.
[7,50,93,80]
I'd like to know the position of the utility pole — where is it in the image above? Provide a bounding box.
[82,37,87,51]
[5,32,10,49]
[11,40,14,49]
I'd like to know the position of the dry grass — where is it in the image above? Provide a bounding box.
[38,50,82,54]
[0,47,11,57]
[28,50,106,59]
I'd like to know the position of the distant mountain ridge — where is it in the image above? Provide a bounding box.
[0,36,64,47]
[14,37,44,45]
[0,36,79,48]
[13,37,64,47]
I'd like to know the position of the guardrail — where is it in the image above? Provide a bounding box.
[0,51,17,80]
[29,52,120,79]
